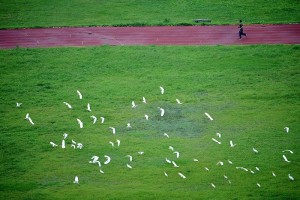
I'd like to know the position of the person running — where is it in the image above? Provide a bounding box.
[238,20,247,40]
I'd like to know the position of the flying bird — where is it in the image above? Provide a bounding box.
[87,103,91,112]
[109,127,116,134]
[77,90,82,99]
[164,172,168,177]
[127,123,132,128]
[176,99,183,105]
[73,176,79,184]
[193,159,198,162]
[109,141,114,147]
[116,139,120,146]
[228,160,233,164]
[216,133,221,138]
[126,164,132,169]
[283,155,291,162]
[257,183,261,188]
[224,175,228,179]
[178,173,186,179]
[216,161,224,166]
[62,140,65,149]
[159,107,165,116]
[138,152,144,155]
[25,113,29,120]
[288,174,294,181]
[90,116,97,124]
[77,143,83,149]
[72,139,76,144]
[169,146,174,151]
[77,119,83,128]
[212,138,221,144]
[205,167,209,171]
[272,171,276,177]
[172,161,179,168]
[16,102,22,107]
[159,86,164,94]
[282,150,293,154]
[174,151,180,159]
[164,133,169,138]
[50,142,58,147]
[28,117,34,125]
[211,183,216,188]
[63,133,68,139]
[166,158,171,164]
[126,155,133,162]
[284,127,289,133]
[132,101,137,108]
[228,180,231,184]
[253,148,258,153]
[63,102,72,109]
[250,170,255,174]
[89,156,101,167]
[144,114,149,120]
[142,97,147,104]
[104,155,111,165]
[236,167,248,172]
[230,140,236,147]
[71,144,76,149]
[99,170,104,174]
[100,117,105,124]
[205,112,213,120]
[255,167,260,171]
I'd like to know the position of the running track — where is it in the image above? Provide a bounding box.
[0,24,299,48]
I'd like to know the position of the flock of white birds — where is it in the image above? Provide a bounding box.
[19,86,295,188]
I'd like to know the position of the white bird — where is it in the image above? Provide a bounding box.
[104,155,111,165]
[272,171,276,177]
[164,172,168,177]
[250,170,255,174]
[164,133,169,138]
[62,140,65,149]
[73,176,79,184]
[224,175,228,179]
[63,102,72,109]
[25,113,29,120]
[283,155,291,162]
[50,142,58,147]
[205,112,213,120]
[211,183,216,188]
[216,133,221,138]
[132,101,137,108]
[253,148,258,153]
[228,180,231,184]
[28,117,34,125]
[63,133,68,139]
[172,161,179,167]
[77,143,83,149]
[126,155,133,162]
[282,150,294,154]
[230,140,236,147]
[100,117,105,124]
[89,156,101,167]
[193,159,198,162]
[166,158,171,163]
[176,99,183,105]
[159,86,164,94]
[174,151,180,159]
[72,139,76,144]
[109,141,114,147]
[71,144,76,149]
[138,152,144,155]
[178,172,186,179]
[109,127,116,134]
[257,183,261,188]
[169,146,174,151]
[90,116,97,124]
[16,102,22,107]
[212,138,221,144]
[77,90,82,99]
[205,167,209,171]
[99,170,104,174]
[116,139,120,147]
[142,97,147,104]
[144,114,149,120]
[159,107,165,116]
[126,164,132,169]
[87,103,91,112]
[236,167,248,172]
[216,161,224,166]
[77,119,83,128]
[255,167,260,171]
[127,123,131,128]
[284,127,289,133]
[288,174,294,181]
[228,160,233,164]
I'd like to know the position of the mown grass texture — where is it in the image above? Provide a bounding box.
[0,0,299,29]
[0,45,299,199]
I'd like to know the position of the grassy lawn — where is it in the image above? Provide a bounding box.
[0,45,299,199]
[0,0,299,29]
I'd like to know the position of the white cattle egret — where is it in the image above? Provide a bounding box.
[89,156,101,167]
[216,161,224,166]
[143,97,147,104]
[172,161,179,168]
[109,127,116,134]
[28,117,34,125]
[176,99,183,105]
[71,144,76,149]
[284,127,289,133]
[77,90,82,99]
[99,170,104,174]
[50,142,58,147]
[72,139,76,144]
[253,148,258,153]
[104,155,111,165]
[127,123,131,128]
[73,176,79,184]
[164,133,169,138]
[138,152,144,155]
[159,107,165,116]
[255,167,260,171]
[62,140,65,149]
[228,160,233,164]
[100,117,105,123]
[205,167,209,171]
[283,155,291,162]
[25,113,29,120]
[63,133,68,139]
[63,102,72,109]
[224,175,228,179]
[282,150,294,154]
[116,139,120,147]
[193,159,198,162]
[236,167,248,171]
[288,174,294,181]
[126,164,132,169]
[272,171,276,177]
[205,112,213,120]
[169,146,174,151]
[257,183,261,188]
[230,140,236,147]
[126,155,133,162]
[109,141,114,147]
[132,101,137,108]
[174,151,180,159]
[90,116,97,124]
[212,138,221,144]
[178,172,186,179]
[77,143,83,149]
[250,170,255,174]
[144,114,149,120]
[164,172,168,177]
[87,103,91,112]
[228,180,231,184]
[16,103,22,107]
[159,86,164,94]
[166,158,171,164]
[216,133,221,138]
[77,119,83,128]
[211,183,216,188]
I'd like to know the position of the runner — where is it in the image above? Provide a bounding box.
[238,20,247,40]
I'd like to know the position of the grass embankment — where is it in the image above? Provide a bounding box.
[0,45,299,199]
[0,0,299,29]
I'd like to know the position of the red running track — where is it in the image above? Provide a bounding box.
[0,24,299,48]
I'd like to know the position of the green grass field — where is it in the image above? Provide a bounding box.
[0,45,299,199]
[0,0,299,29]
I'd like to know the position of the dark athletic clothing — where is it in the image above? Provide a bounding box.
[238,23,247,39]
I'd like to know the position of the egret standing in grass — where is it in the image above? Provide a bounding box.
[77,90,82,99]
